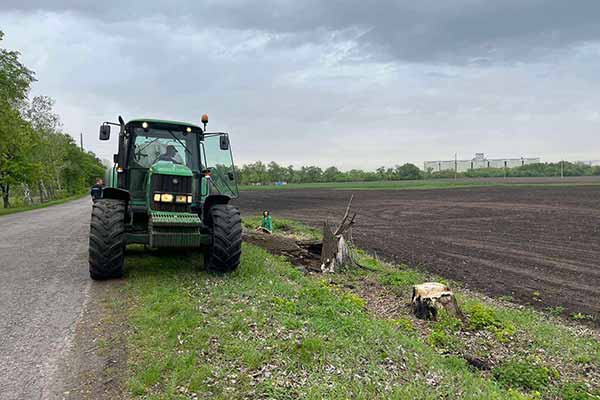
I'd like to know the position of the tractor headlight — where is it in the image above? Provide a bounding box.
[160,193,174,202]
[153,193,161,202]
[175,195,187,203]
[187,195,193,204]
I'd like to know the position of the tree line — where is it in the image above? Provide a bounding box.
[237,161,600,185]
[0,31,104,208]
[237,162,423,184]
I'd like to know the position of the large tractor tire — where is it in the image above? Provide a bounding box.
[88,199,126,280]
[205,204,242,273]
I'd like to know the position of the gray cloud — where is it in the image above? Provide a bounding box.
[0,1,599,169]
[4,1,600,63]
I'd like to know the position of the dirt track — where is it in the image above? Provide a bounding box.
[235,182,600,320]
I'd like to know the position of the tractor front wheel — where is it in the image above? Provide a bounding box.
[88,199,126,280]
[205,204,242,272]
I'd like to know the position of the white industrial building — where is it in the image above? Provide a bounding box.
[424,153,541,173]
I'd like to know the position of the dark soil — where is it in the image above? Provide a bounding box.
[234,183,600,321]
[243,229,323,271]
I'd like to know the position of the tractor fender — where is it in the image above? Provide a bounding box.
[102,187,130,202]
[202,194,231,221]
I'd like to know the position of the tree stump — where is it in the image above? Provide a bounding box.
[320,195,357,272]
[411,282,463,320]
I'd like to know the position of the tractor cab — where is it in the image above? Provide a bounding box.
[90,116,242,280]
[101,118,238,213]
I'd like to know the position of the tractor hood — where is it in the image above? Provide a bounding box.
[149,161,193,177]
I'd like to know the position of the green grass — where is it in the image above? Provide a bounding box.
[238,178,600,191]
[0,193,88,216]
[123,244,600,399]
[123,218,600,399]
[125,246,521,399]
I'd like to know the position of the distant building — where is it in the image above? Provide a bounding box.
[577,160,600,167]
[424,153,541,173]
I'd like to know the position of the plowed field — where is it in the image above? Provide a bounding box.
[236,183,600,319]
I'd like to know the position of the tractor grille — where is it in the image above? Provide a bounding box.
[151,174,192,213]
[153,202,190,212]
[151,174,192,193]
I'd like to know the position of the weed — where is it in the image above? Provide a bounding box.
[559,382,599,400]
[493,359,558,391]
[570,312,593,321]
[498,294,514,302]
[437,309,463,332]
[428,328,461,351]
[547,306,565,317]
[392,317,416,333]
[341,291,367,309]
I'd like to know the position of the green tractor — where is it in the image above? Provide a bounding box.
[89,115,242,280]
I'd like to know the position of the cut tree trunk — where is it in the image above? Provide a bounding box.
[411,282,463,321]
[319,195,357,273]
[320,222,354,272]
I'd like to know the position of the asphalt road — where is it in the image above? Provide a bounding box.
[0,198,92,400]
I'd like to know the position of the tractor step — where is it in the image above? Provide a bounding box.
[149,211,205,248]
[149,211,202,227]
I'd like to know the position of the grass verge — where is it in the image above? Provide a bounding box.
[123,220,599,399]
[238,178,600,192]
[0,193,87,216]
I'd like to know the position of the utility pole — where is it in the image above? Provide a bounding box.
[561,159,564,179]
[80,133,84,151]
[454,153,457,180]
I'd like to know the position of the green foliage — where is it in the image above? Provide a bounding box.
[465,302,516,342]
[392,317,415,333]
[547,306,565,317]
[493,359,558,391]
[559,382,599,400]
[428,328,461,351]
[467,303,504,330]
[379,269,423,288]
[238,157,600,186]
[570,312,594,321]
[0,33,103,208]
[237,160,423,185]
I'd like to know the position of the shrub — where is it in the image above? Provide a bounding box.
[467,303,503,330]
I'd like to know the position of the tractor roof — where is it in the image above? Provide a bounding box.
[126,118,203,130]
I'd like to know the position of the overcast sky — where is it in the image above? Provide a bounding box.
[1,1,599,169]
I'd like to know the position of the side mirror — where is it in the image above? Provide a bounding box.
[219,134,229,150]
[99,125,111,140]
[227,172,235,181]
[113,154,118,164]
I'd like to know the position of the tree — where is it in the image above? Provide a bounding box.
[0,31,36,207]
[267,161,286,182]
[323,166,340,182]
[395,163,423,180]
[0,31,104,208]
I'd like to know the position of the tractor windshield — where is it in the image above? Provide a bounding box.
[201,133,239,198]
[130,128,194,169]
[127,126,201,201]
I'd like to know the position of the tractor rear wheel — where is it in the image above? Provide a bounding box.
[205,204,242,272]
[88,199,126,280]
